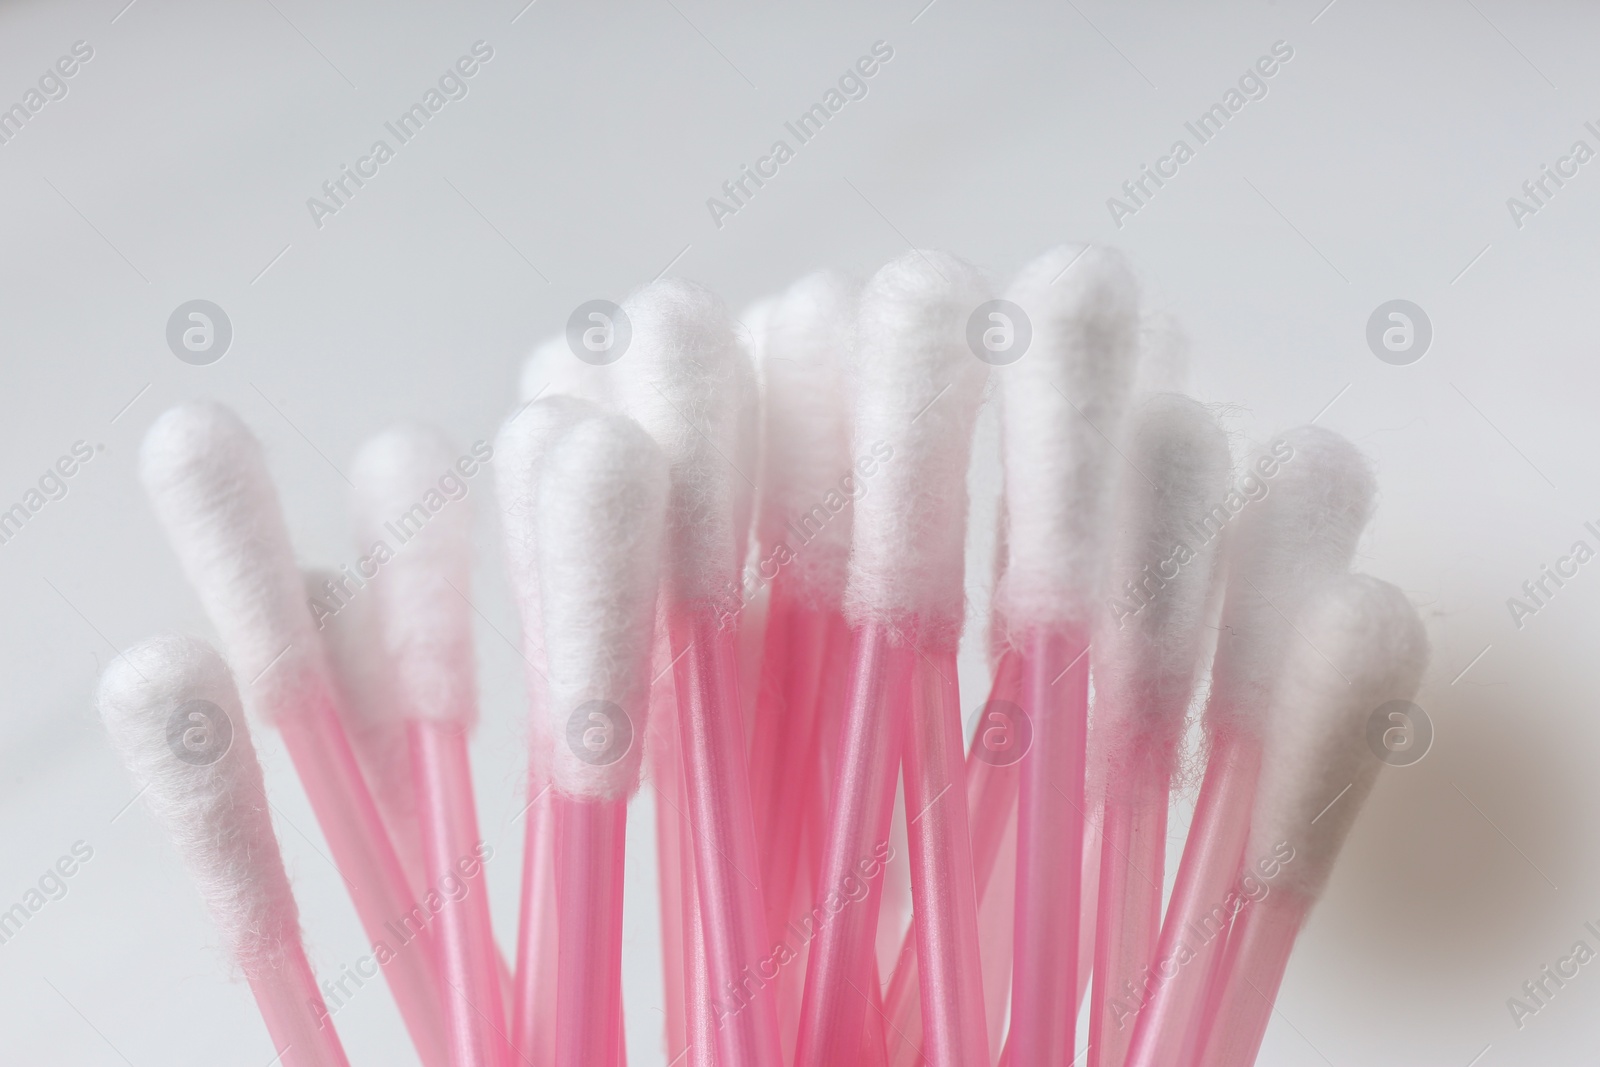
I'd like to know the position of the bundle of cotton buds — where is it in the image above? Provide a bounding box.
[98,244,1426,1067]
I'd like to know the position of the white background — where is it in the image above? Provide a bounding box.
[0,1,1596,1064]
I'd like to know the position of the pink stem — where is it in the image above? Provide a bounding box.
[650,657,722,1067]
[667,603,782,1067]
[1123,728,1263,1067]
[411,721,512,1067]
[684,852,720,1067]
[794,624,915,1067]
[805,613,856,933]
[997,798,1100,1067]
[1192,888,1310,1067]
[277,704,447,1067]
[978,776,1019,1062]
[996,829,1100,1067]
[248,941,351,1067]
[651,667,721,1066]
[512,772,558,1067]
[903,651,988,1067]
[883,930,920,1067]
[647,671,690,1065]
[1010,626,1090,1067]
[1078,797,1103,1012]
[885,649,1024,1067]
[861,967,891,1067]
[553,794,629,1067]
[1089,752,1170,1067]
[748,594,829,981]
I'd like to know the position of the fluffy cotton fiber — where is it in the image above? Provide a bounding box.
[1206,426,1376,736]
[99,633,301,978]
[537,411,668,798]
[998,245,1142,632]
[1245,574,1428,899]
[845,250,990,650]
[495,395,599,775]
[140,403,332,724]
[1093,394,1231,768]
[613,279,746,608]
[756,270,857,610]
[351,424,477,726]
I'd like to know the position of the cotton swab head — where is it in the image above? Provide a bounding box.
[537,411,668,799]
[739,296,777,360]
[1207,426,1377,735]
[756,270,857,608]
[1095,394,1231,763]
[997,245,1142,634]
[350,424,476,727]
[1245,573,1428,900]
[495,395,601,772]
[846,250,990,650]
[613,278,746,609]
[496,396,602,647]
[140,403,329,720]
[99,633,299,976]
[730,323,761,580]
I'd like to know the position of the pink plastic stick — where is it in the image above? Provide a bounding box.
[645,658,690,1066]
[902,650,987,1067]
[1010,626,1090,1067]
[667,603,782,1067]
[553,794,629,1067]
[683,859,719,1067]
[248,940,351,1067]
[411,721,512,1067]
[977,780,1018,1062]
[748,593,829,969]
[995,806,1100,1067]
[1078,797,1102,1011]
[512,772,558,1067]
[861,968,892,1067]
[1123,728,1263,1067]
[1192,888,1309,1067]
[276,706,448,1067]
[794,624,915,1067]
[1089,751,1170,1067]
[996,800,1100,1067]
[648,662,719,1067]
[884,648,1023,1067]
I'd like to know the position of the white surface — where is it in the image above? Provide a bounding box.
[0,1,1595,1064]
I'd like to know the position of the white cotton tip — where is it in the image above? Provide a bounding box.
[997,245,1142,632]
[1206,426,1377,735]
[1136,309,1191,397]
[736,295,776,585]
[1094,395,1231,764]
[739,297,777,364]
[1245,574,1428,900]
[495,396,600,771]
[304,569,421,885]
[613,278,745,608]
[757,270,858,608]
[350,424,477,726]
[537,412,668,799]
[140,403,330,724]
[98,633,301,978]
[845,250,991,649]
[730,328,760,577]
[519,334,616,407]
